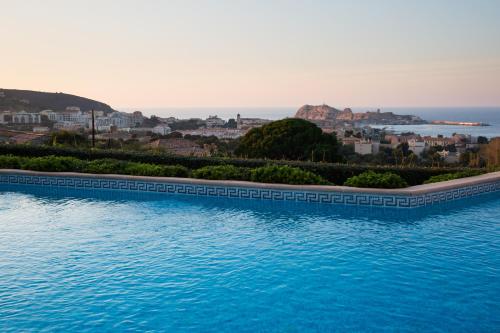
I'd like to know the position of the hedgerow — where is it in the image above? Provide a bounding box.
[250,165,329,185]
[0,144,483,185]
[344,171,408,189]
[192,165,251,181]
[0,155,189,178]
[423,170,484,184]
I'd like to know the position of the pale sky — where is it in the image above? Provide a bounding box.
[1,0,499,108]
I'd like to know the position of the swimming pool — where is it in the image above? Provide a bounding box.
[1,184,499,332]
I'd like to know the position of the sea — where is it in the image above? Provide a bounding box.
[121,107,500,138]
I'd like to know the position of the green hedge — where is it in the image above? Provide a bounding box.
[0,144,482,185]
[0,151,489,187]
[192,165,251,181]
[0,155,189,178]
[250,165,328,185]
[21,156,85,172]
[344,171,408,188]
[423,170,484,184]
[0,155,326,185]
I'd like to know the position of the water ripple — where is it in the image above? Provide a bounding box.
[0,187,499,332]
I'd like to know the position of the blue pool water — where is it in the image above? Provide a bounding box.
[0,185,499,332]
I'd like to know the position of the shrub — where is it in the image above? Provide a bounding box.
[344,171,408,188]
[82,159,127,174]
[124,163,189,178]
[20,156,85,172]
[0,144,484,185]
[250,165,328,185]
[423,170,484,184]
[192,165,251,181]
[0,155,24,169]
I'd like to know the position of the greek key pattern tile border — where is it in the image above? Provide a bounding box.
[1,174,499,208]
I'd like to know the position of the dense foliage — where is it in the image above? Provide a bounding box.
[0,155,189,178]
[235,119,340,162]
[250,165,328,185]
[344,171,409,188]
[192,165,251,181]
[423,170,484,184]
[0,144,479,186]
[21,156,85,172]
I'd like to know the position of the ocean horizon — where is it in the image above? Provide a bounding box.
[121,106,500,138]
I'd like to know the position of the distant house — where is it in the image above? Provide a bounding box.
[236,114,271,130]
[152,124,172,135]
[354,140,380,155]
[205,115,226,128]
[423,136,454,147]
[0,111,13,124]
[437,150,460,164]
[12,111,41,124]
[132,111,144,127]
[407,138,425,156]
[109,112,133,128]
[179,128,244,139]
[40,110,58,122]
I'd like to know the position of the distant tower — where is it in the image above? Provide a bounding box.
[236,113,242,129]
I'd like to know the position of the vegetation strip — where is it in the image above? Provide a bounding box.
[0,145,485,187]
[0,153,490,188]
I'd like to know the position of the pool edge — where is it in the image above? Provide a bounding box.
[1,169,499,208]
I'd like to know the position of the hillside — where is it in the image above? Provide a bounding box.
[0,89,115,113]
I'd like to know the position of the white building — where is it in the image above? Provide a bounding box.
[236,114,271,129]
[0,111,13,124]
[109,112,132,128]
[40,110,58,122]
[205,115,226,128]
[152,124,172,135]
[355,140,380,155]
[12,111,41,124]
[132,111,144,127]
[438,150,461,164]
[407,139,426,156]
[179,128,245,139]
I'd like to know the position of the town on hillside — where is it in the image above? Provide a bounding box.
[0,91,498,166]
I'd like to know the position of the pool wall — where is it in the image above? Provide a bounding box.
[1,169,499,208]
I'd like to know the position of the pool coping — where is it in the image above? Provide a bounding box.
[1,169,499,208]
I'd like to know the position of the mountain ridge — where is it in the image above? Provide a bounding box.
[0,89,115,113]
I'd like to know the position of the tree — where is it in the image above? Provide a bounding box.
[235,118,340,162]
[477,136,489,144]
[224,118,237,128]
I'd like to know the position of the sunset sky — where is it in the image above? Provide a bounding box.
[1,0,499,109]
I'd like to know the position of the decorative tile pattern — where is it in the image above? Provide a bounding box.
[1,173,499,208]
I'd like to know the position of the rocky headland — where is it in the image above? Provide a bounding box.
[295,104,426,127]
